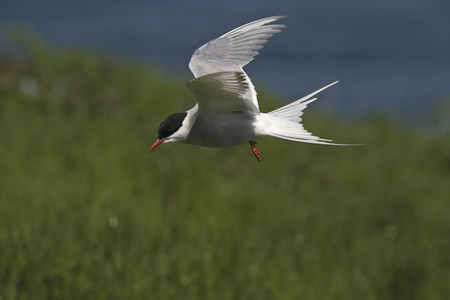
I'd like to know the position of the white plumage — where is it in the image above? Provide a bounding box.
[149,16,353,161]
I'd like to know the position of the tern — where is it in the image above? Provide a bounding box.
[149,16,349,162]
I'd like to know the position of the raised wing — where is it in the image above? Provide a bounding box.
[189,16,286,78]
[187,71,259,114]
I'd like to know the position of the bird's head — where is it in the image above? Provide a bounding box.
[148,112,188,153]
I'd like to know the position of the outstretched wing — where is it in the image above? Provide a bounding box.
[189,16,286,78]
[187,71,259,114]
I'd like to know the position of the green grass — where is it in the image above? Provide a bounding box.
[0,36,449,299]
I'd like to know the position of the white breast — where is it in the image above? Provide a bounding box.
[186,111,259,147]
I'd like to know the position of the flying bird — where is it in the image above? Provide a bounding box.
[149,16,348,162]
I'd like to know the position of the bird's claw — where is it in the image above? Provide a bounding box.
[249,141,261,162]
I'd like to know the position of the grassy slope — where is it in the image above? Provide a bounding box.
[0,41,449,300]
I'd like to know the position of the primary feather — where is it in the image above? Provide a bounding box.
[189,16,286,78]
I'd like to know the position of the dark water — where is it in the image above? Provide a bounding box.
[1,0,449,125]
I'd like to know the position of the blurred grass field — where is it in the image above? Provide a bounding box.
[0,36,449,300]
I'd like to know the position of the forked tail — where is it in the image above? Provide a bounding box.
[266,81,356,146]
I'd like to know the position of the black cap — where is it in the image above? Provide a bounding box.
[157,112,187,140]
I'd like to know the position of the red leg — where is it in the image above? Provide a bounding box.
[249,140,261,162]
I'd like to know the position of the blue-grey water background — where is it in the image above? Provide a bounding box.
[1,0,449,125]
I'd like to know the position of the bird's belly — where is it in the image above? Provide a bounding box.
[186,112,257,147]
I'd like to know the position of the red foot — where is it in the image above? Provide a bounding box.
[249,140,261,162]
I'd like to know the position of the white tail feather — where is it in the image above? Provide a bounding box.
[265,81,355,146]
[268,81,338,122]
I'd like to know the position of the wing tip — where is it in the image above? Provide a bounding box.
[258,15,287,26]
[270,15,287,20]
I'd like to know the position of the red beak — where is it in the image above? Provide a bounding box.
[148,139,165,153]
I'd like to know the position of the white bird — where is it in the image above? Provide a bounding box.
[149,16,349,162]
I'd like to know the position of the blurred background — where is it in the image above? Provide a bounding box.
[1,1,449,299]
[1,0,449,123]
